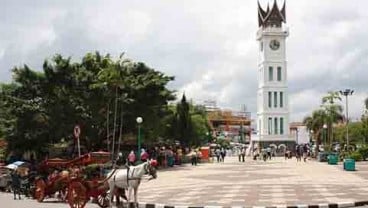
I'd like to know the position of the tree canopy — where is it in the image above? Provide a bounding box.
[0,52,177,157]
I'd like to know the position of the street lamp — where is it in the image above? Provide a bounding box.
[323,124,328,148]
[339,89,354,151]
[136,117,143,161]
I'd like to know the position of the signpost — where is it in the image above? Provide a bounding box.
[74,125,81,157]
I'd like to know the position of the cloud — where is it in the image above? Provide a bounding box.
[1,0,368,123]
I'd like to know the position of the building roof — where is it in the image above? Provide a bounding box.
[258,0,286,28]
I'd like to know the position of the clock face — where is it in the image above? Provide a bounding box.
[269,39,280,50]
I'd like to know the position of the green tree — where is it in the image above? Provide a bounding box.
[321,91,343,147]
[175,94,192,146]
[362,98,368,144]
[1,52,176,157]
[303,109,327,153]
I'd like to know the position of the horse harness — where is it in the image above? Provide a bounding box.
[112,163,149,185]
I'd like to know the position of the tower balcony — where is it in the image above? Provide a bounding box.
[256,26,289,39]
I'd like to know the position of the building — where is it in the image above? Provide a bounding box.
[289,122,311,145]
[205,101,252,144]
[253,0,294,150]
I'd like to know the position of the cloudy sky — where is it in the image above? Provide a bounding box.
[1,0,368,122]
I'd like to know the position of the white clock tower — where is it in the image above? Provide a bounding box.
[255,0,293,148]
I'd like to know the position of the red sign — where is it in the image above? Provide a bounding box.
[74,125,81,138]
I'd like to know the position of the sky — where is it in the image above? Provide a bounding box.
[1,0,368,123]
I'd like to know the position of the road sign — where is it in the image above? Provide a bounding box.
[74,125,81,138]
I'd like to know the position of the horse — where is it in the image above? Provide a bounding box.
[107,160,157,208]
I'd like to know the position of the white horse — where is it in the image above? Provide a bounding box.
[107,160,157,208]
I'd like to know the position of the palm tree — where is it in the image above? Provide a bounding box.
[303,109,327,155]
[321,91,343,147]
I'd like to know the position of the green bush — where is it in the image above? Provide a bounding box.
[358,146,368,161]
[348,151,363,161]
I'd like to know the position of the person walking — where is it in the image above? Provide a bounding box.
[240,147,246,162]
[167,148,174,167]
[191,150,198,166]
[215,148,221,162]
[296,145,302,162]
[220,148,226,162]
[266,146,272,160]
[303,144,308,162]
[238,147,242,162]
[128,150,136,166]
[141,148,149,162]
[11,170,21,200]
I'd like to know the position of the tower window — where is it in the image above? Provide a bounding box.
[274,91,277,108]
[277,67,282,81]
[258,119,261,135]
[268,92,272,108]
[274,117,278,134]
[268,67,273,81]
[280,92,283,108]
[260,41,263,51]
[280,117,284,135]
[268,117,272,135]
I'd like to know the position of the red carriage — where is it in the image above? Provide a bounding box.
[34,158,71,202]
[34,151,115,208]
[65,151,112,208]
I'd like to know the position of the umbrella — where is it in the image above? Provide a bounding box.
[12,161,25,166]
[5,164,17,170]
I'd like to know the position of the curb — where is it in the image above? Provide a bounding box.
[131,201,368,208]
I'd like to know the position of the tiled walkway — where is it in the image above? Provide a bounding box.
[137,156,368,206]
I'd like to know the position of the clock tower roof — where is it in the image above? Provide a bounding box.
[258,0,286,28]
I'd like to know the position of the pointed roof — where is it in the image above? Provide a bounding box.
[258,0,286,28]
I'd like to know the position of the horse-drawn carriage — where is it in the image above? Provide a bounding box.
[34,151,114,208]
[34,158,70,202]
[65,151,112,208]
[34,151,158,208]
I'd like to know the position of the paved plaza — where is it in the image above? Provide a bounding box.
[1,156,368,207]
[138,156,368,207]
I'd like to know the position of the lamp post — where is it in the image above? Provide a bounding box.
[136,117,143,161]
[323,124,327,149]
[339,89,354,151]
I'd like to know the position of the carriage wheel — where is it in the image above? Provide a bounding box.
[59,187,68,202]
[67,181,88,208]
[96,192,110,208]
[34,179,46,202]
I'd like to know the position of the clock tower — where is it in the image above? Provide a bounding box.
[255,0,293,149]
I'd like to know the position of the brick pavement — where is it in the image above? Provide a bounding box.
[137,156,368,207]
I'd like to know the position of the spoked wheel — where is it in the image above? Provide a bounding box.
[59,187,68,202]
[67,181,88,208]
[96,192,110,208]
[34,179,46,202]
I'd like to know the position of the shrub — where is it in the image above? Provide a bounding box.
[358,146,368,161]
[348,151,363,161]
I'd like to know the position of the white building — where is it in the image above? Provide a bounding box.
[252,0,294,150]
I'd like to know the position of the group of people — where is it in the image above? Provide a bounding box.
[295,144,309,162]
[123,146,187,168]
[126,148,150,166]
[210,147,227,163]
